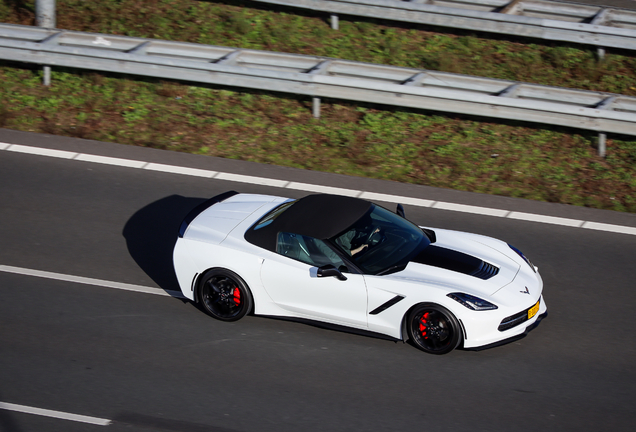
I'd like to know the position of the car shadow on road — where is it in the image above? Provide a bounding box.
[122,195,206,296]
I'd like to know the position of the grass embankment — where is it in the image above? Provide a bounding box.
[1,0,635,211]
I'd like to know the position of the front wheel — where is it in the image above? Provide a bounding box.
[407,304,461,355]
[197,269,253,322]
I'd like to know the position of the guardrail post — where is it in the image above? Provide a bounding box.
[312,97,321,118]
[35,0,56,86]
[597,47,606,61]
[330,14,339,30]
[598,133,607,157]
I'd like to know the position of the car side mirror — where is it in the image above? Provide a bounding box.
[317,264,348,281]
[396,204,405,218]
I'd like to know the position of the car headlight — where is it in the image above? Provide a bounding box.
[447,293,498,311]
[508,244,536,272]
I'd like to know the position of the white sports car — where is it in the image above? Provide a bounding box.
[173,191,547,354]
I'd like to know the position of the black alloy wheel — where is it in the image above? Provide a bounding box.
[198,269,253,322]
[407,304,461,355]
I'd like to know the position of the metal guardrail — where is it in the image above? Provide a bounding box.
[0,23,635,154]
[254,0,636,53]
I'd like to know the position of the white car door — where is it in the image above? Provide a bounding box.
[260,232,368,329]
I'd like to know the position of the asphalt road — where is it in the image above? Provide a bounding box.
[1,129,636,432]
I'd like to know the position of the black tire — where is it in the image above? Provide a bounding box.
[406,303,461,355]
[197,269,253,322]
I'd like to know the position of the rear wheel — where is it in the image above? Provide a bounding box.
[407,304,461,355]
[197,269,253,322]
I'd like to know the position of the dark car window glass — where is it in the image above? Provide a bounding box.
[277,232,345,268]
[253,200,296,230]
[331,205,429,275]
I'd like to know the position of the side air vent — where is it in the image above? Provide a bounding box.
[471,261,499,280]
[369,295,405,315]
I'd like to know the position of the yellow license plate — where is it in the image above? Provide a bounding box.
[527,300,540,320]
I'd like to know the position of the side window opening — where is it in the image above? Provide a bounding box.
[277,232,311,263]
[276,232,345,269]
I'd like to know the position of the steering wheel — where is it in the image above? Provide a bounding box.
[366,227,384,245]
[353,229,384,257]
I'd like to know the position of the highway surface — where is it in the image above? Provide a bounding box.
[1,128,636,432]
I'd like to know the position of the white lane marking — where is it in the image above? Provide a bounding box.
[75,153,147,168]
[507,211,584,227]
[215,172,289,188]
[144,162,217,178]
[0,401,112,426]
[581,221,636,235]
[359,191,434,208]
[286,182,360,196]
[2,144,636,236]
[0,265,184,298]
[7,144,78,159]
[432,201,510,217]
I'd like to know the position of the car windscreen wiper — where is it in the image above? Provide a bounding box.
[376,264,407,276]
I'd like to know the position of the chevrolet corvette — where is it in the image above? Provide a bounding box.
[173,191,546,354]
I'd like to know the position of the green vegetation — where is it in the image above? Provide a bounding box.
[1,0,635,211]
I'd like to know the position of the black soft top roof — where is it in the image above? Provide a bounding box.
[245,194,372,252]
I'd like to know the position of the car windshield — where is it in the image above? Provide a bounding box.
[331,205,430,275]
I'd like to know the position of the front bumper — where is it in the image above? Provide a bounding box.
[465,310,548,351]
[461,294,548,349]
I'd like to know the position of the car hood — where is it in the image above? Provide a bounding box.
[385,228,521,297]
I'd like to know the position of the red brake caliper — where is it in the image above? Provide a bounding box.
[419,312,429,339]
[233,288,241,306]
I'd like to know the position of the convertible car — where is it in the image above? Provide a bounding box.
[173,191,546,354]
